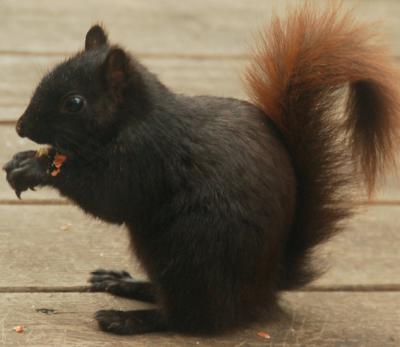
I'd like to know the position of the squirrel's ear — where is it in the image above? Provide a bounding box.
[85,25,108,50]
[103,47,130,103]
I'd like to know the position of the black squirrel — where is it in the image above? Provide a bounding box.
[3,4,400,335]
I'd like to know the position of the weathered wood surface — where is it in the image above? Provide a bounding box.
[0,56,246,115]
[0,0,399,346]
[314,205,400,287]
[0,292,398,347]
[0,205,398,289]
[0,205,140,288]
[0,125,399,201]
[1,0,400,56]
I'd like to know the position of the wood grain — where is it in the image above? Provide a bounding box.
[0,1,399,346]
[1,0,400,56]
[0,205,142,288]
[0,292,398,346]
[0,205,398,288]
[0,124,399,201]
[0,55,246,116]
[313,205,400,287]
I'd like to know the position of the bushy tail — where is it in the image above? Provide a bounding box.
[245,3,400,289]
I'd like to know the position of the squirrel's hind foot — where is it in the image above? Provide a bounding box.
[95,309,166,335]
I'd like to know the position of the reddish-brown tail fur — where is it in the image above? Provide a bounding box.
[245,3,400,289]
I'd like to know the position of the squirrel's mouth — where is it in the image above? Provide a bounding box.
[51,137,85,161]
[35,147,68,177]
[52,136,102,163]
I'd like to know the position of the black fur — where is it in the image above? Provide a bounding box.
[5,25,296,334]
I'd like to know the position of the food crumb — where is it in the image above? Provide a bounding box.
[36,147,50,158]
[13,326,24,333]
[51,154,68,177]
[257,331,271,339]
[60,223,72,231]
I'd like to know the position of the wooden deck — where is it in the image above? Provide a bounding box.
[0,1,399,346]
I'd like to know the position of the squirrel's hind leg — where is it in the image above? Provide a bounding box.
[89,269,155,303]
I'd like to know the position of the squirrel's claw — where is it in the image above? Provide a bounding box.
[15,189,22,199]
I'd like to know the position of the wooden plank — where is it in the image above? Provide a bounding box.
[0,107,24,122]
[0,205,141,288]
[1,0,400,56]
[0,124,399,201]
[0,55,246,117]
[313,205,400,287]
[2,54,400,122]
[0,205,398,288]
[0,292,398,346]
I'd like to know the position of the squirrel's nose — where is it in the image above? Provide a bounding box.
[16,117,27,138]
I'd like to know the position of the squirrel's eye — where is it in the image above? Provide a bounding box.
[63,95,85,113]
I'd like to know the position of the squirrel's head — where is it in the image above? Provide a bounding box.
[16,25,150,159]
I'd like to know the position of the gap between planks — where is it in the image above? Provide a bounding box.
[0,200,399,206]
[0,199,69,205]
[0,50,251,61]
[0,284,399,294]
[0,50,400,61]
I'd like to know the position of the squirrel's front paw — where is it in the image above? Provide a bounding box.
[3,151,50,198]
